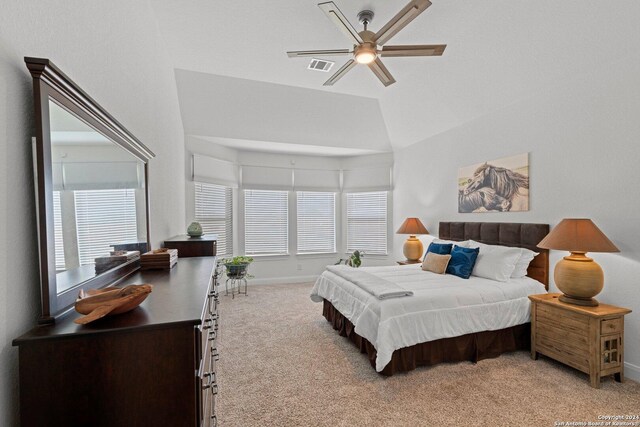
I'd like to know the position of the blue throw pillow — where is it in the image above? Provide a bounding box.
[425,242,452,257]
[446,245,480,279]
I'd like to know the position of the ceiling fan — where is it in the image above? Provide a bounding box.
[287,0,446,87]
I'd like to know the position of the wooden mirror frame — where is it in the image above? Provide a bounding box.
[26,57,155,323]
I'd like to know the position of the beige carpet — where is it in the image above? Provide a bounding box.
[216,283,640,427]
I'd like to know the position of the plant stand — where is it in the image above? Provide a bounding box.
[225,273,248,299]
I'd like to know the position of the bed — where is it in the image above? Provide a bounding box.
[311,221,550,375]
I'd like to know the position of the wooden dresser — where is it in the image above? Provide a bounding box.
[529,293,631,388]
[13,257,220,426]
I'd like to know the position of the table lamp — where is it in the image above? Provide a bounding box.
[537,218,619,307]
[396,218,429,262]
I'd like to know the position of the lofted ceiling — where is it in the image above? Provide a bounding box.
[151,0,640,153]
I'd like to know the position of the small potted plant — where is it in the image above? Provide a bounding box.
[220,255,254,278]
[335,250,364,268]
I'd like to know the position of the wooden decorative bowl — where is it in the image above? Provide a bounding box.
[74,284,153,325]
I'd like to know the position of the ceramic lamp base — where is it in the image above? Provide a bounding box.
[554,252,604,307]
[403,235,424,262]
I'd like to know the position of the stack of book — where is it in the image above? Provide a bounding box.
[141,248,178,270]
[94,250,140,275]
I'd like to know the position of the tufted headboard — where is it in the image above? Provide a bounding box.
[439,222,550,289]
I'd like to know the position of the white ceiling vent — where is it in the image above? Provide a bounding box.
[308,58,334,72]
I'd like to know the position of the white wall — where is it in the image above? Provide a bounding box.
[175,69,392,153]
[0,1,185,424]
[393,52,640,380]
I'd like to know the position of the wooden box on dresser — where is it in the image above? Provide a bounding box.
[13,257,220,427]
[529,293,631,388]
[164,235,218,258]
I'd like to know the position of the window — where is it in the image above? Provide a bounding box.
[195,183,233,256]
[346,191,388,255]
[244,190,288,255]
[53,191,66,271]
[74,189,138,265]
[297,192,335,254]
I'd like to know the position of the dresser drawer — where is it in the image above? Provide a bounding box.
[601,318,623,335]
[199,342,214,426]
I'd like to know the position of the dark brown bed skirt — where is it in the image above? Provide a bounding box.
[322,299,531,376]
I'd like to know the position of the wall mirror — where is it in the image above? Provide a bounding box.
[27,58,154,323]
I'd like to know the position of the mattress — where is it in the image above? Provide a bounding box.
[310,264,547,372]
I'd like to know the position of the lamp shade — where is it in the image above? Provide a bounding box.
[537,218,619,253]
[396,218,429,235]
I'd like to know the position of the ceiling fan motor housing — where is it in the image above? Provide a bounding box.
[354,30,378,64]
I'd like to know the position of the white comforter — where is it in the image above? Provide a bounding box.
[310,264,546,372]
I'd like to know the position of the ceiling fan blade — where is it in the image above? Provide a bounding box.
[374,0,432,46]
[318,2,364,45]
[323,59,357,86]
[287,49,352,58]
[368,58,396,87]
[380,44,446,57]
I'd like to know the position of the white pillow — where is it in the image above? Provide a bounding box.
[467,240,521,282]
[511,248,539,278]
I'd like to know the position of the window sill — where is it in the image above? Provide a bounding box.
[296,252,338,258]
[248,254,290,261]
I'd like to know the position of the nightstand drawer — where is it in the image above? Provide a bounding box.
[601,318,623,335]
[536,304,589,333]
[535,335,589,373]
[536,323,588,347]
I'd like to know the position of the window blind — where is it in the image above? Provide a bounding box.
[244,189,288,255]
[192,154,239,188]
[241,165,293,191]
[346,191,388,255]
[74,189,138,266]
[195,182,233,256]
[342,166,393,192]
[53,191,66,271]
[297,192,336,254]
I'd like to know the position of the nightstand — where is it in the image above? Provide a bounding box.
[529,293,631,388]
[397,260,421,265]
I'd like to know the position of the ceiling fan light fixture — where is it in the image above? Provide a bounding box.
[355,50,376,64]
[354,42,377,64]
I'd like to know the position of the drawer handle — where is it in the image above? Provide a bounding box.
[202,318,213,330]
[208,331,217,341]
[212,347,220,361]
[208,372,218,395]
[211,415,217,426]
[202,372,213,390]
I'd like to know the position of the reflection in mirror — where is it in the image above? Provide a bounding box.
[49,100,148,294]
